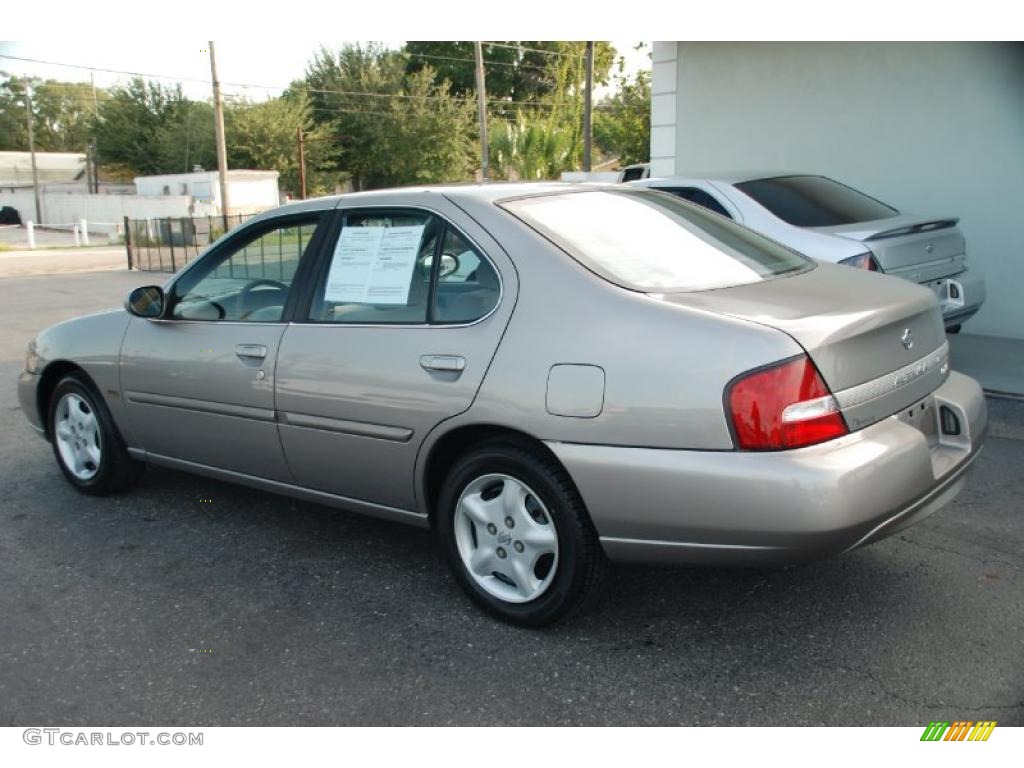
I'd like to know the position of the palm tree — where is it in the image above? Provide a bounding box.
[489,111,575,180]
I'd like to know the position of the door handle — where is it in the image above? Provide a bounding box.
[235,344,268,360]
[420,354,466,373]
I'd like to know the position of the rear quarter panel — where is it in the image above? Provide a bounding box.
[437,195,803,451]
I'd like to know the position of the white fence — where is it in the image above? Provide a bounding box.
[0,188,217,236]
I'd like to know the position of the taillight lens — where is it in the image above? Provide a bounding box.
[727,355,848,450]
[839,252,880,271]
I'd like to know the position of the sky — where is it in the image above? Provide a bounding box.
[0,41,651,102]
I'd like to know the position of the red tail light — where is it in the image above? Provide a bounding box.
[727,355,848,450]
[839,252,881,271]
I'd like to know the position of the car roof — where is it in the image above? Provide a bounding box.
[268,181,622,217]
[643,171,813,185]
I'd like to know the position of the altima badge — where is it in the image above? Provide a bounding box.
[901,329,914,350]
[926,242,935,254]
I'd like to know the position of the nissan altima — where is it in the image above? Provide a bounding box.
[18,184,987,625]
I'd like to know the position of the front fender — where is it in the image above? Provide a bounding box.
[32,310,134,445]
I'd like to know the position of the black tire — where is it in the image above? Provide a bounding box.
[48,373,144,495]
[435,439,609,627]
[947,324,962,334]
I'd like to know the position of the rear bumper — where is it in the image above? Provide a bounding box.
[930,268,985,327]
[547,371,986,565]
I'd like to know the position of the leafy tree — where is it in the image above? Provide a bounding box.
[403,41,615,106]
[593,68,651,166]
[154,98,216,174]
[304,44,476,190]
[404,42,517,98]
[489,111,574,180]
[94,77,216,175]
[226,92,338,197]
[0,74,100,152]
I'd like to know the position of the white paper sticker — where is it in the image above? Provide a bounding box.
[324,224,425,305]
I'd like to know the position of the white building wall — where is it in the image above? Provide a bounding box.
[227,177,280,212]
[134,171,279,214]
[0,188,215,232]
[649,42,678,178]
[654,42,1024,339]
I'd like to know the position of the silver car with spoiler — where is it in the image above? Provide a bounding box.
[18,184,986,625]
[630,173,985,331]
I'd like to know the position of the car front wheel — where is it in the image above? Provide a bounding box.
[49,374,143,495]
[436,440,608,626]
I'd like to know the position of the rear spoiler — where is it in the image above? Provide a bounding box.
[864,218,959,241]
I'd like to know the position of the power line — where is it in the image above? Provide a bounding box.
[403,51,549,72]
[0,53,212,86]
[3,53,631,117]
[481,42,586,59]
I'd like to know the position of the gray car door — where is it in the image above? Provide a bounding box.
[120,213,328,481]
[274,197,516,513]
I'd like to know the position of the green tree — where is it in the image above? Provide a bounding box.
[489,111,574,180]
[94,77,211,175]
[154,98,216,174]
[226,92,338,197]
[403,41,615,106]
[593,68,651,166]
[0,74,100,152]
[304,44,476,189]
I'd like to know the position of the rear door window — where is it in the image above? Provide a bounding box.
[501,189,810,293]
[432,227,501,324]
[735,175,899,227]
[308,211,501,324]
[309,212,438,324]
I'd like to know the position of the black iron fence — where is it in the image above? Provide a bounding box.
[124,214,254,272]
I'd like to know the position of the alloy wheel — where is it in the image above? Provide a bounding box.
[453,473,559,603]
[54,392,102,481]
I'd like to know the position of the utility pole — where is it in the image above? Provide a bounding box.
[90,73,100,193]
[85,141,95,194]
[209,41,230,228]
[474,41,489,181]
[583,41,594,173]
[296,127,307,200]
[24,85,42,225]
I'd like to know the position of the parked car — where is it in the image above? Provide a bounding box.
[617,162,650,182]
[18,184,987,626]
[628,173,985,331]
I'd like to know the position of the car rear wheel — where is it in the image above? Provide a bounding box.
[49,374,143,495]
[436,439,608,626]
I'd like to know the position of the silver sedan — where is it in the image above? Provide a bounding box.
[629,173,986,331]
[17,184,987,625]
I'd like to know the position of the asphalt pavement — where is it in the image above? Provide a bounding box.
[1,268,1021,726]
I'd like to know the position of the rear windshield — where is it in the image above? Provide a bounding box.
[500,188,810,293]
[735,175,899,227]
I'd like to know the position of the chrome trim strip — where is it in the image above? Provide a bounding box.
[834,341,949,411]
[124,391,276,422]
[599,536,786,551]
[277,411,414,442]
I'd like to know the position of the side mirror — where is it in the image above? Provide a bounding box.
[126,285,164,318]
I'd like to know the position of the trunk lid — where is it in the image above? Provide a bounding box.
[812,213,967,282]
[661,263,950,431]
